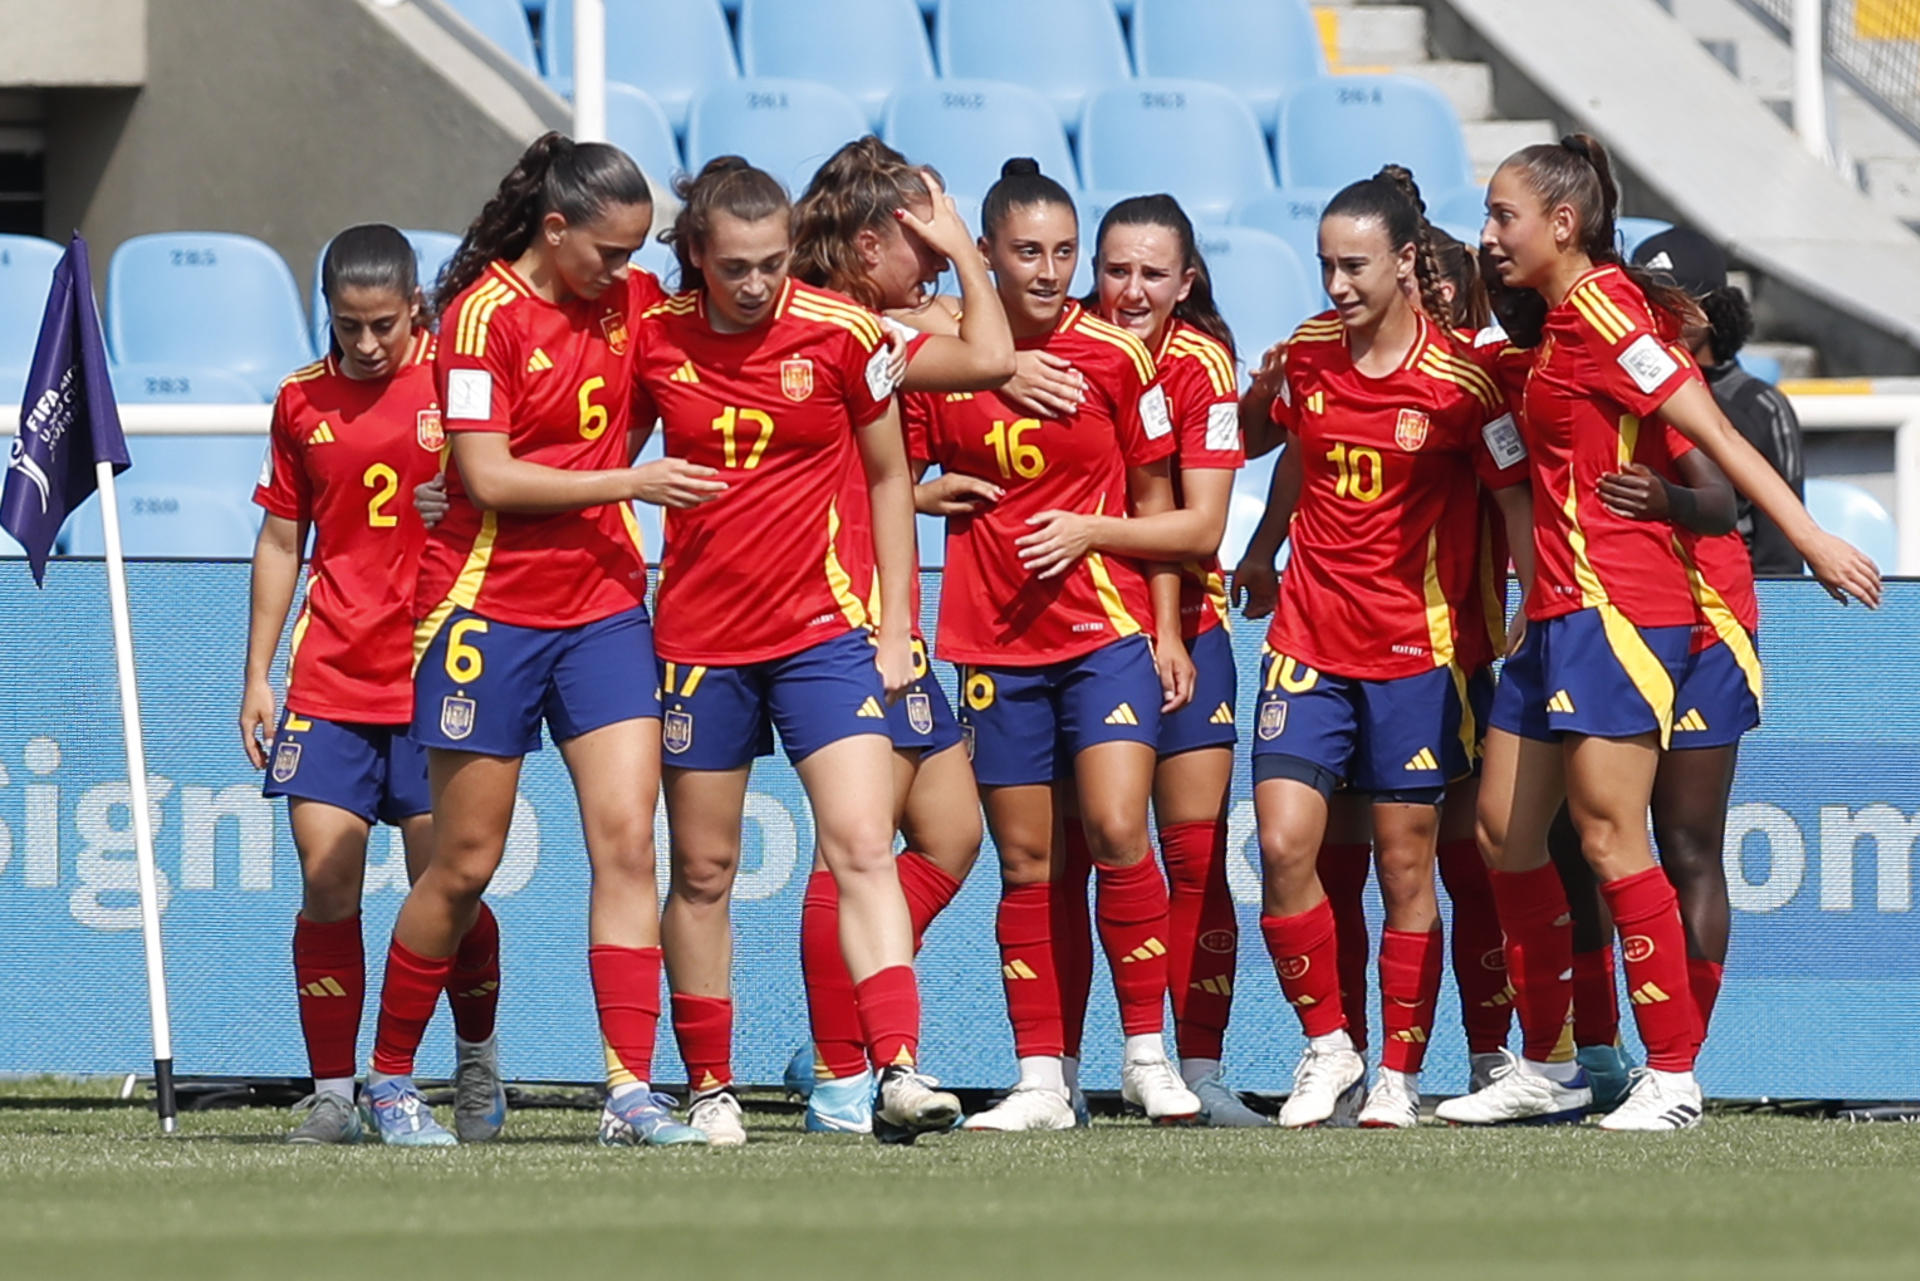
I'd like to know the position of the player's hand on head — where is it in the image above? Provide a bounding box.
[894,170,974,263]
[1596,463,1667,522]
[1231,557,1280,619]
[239,680,276,770]
[1156,637,1196,713]
[1015,509,1093,579]
[1804,530,1883,608]
[916,471,1003,516]
[631,457,727,509]
[1001,350,1084,419]
[412,474,450,527]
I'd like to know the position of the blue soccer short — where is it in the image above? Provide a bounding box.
[262,709,430,825]
[958,634,1162,787]
[658,628,892,771]
[1459,663,1496,776]
[1668,631,1762,750]
[1158,625,1239,757]
[411,604,661,756]
[1250,649,1472,802]
[1489,607,1691,743]
[886,636,967,757]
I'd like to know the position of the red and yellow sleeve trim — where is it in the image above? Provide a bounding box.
[788,285,886,350]
[1070,310,1158,386]
[1165,328,1237,398]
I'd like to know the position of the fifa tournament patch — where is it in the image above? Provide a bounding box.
[1474,323,1508,349]
[1139,385,1173,439]
[1205,402,1239,452]
[864,342,898,401]
[782,358,816,403]
[446,369,492,421]
[1482,413,1527,469]
[439,694,476,741]
[1618,332,1680,394]
[664,709,694,755]
[906,692,934,735]
[1395,408,1430,451]
[1257,700,1288,741]
[416,408,444,452]
[269,741,301,784]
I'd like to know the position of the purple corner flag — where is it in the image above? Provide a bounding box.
[1,234,130,586]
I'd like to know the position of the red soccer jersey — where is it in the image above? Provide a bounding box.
[1660,434,1761,650]
[416,263,659,630]
[1267,312,1527,680]
[1454,325,1532,671]
[907,301,1175,666]
[254,332,442,723]
[1153,320,1244,640]
[1520,266,1706,627]
[632,278,900,664]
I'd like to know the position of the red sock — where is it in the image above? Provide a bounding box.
[1317,842,1372,1052]
[897,851,963,950]
[1571,944,1619,1049]
[1160,820,1236,1062]
[1095,855,1174,1037]
[854,965,922,1070]
[1056,821,1095,1060]
[446,901,501,1044]
[670,993,733,1093]
[589,944,661,1088]
[800,870,868,1081]
[371,936,454,1077]
[293,914,364,1082]
[1260,898,1346,1038]
[1378,927,1444,1073]
[1601,867,1698,1072]
[1486,864,1575,1063]
[1688,956,1725,1047]
[1437,838,1512,1054]
[997,882,1064,1057]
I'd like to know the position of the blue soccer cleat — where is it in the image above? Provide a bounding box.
[597,1090,709,1148]
[804,1070,875,1134]
[364,1076,457,1147]
[784,1043,818,1102]
[1577,1044,1637,1113]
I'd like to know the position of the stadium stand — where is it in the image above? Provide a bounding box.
[308,229,462,352]
[1616,216,1675,262]
[882,80,1080,199]
[446,0,541,76]
[634,237,680,290]
[737,0,936,130]
[1195,225,1315,368]
[935,0,1132,129]
[1071,189,1138,298]
[605,83,687,188]
[542,0,739,132]
[62,483,261,559]
[105,233,314,403]
[1130,0,1326,135]
[1804,477,1898,572]
[1232,187,1336,284]
[1,235,64,358]
[109,363,263,407]
[1079,80,1275,223]
[685,79,870,198]
[1430,184,1489,228]
[1276,74,1475,193]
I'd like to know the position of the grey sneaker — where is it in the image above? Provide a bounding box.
[287,1091,363,1145]
[453,1036,508,1143]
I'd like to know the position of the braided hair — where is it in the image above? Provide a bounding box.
[1321,164,1447,324]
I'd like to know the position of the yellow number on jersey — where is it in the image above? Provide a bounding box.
[1327,441,1385,502]
[363,463,399,528]
[984,418,1046,479]
[578,376,610,440]
[711,406,775,469]
[445,617,488,684]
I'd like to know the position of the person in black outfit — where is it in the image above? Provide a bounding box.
[1633,227,1805,574]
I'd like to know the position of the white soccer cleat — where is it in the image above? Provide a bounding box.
[1188,1068,1268,1128]
[1596,1068,1703,1132]
[1356,1067,1421,1129]
[1122,1055,1203,1123]
[873,1067,962,1145]
[1468,1051,1505,1094]
[1434,1049,1590,1126]
[960,1086,1078,1132]
[687,1086,748,1147]
[1276,1042,1367,1129]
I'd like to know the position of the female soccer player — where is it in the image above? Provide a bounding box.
[362,133,723,1148]
[781,137,1016,1134]
[1250,167,1533,1129]
[907,159,1198,1132]
[241,225,506,1145]
[1437,135,1878,1131]
[635,156,961,1147]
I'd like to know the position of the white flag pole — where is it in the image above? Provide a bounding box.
[93,459,178,1133]
[573,0,607,143]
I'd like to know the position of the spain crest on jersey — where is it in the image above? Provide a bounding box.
[601,311,630,355]
[664,710,693,755]
[440,694,476,741]
[270,741,302,784]
[906,692,934,736]
[1395,408,1430,451]
[781,358,815,402]
[1257,700,1288,741]
[417,408,445,452]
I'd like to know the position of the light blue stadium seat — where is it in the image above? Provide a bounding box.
[63,483,262,559]
[1194,225,1314,374]
[1432,184,1488,228]
[1276,75,1474,194]
[1231,187,1336,283]
[606,82,684,189]
[110,363,264,405]
[916,513,946,568]
[1736,351,1782,384]
[122,434,275,494]
[1222,446,1290,570]
[107,233,315,402]
[543,0,738,133]
[937,0,1132,129]
[882,80,1079,199]
[738,0,934,130]
[1434,220,1482,252]
[633,237,680,291]
[1616,216,1674,261]
[1131,0,1325,134]
[308,229,462,351]
[1,523,24,557]
[686,79,870,197]
[1080,81,1274,223]
[446,0,541,73]
[1803,478,1897,573]
[1,235,64,363]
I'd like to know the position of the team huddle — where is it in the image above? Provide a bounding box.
[238,125,1880,1148]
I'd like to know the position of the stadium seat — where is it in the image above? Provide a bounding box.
[106,233,315,403]
[109,363,264,406]
[1616,216,1674,261]
[63,483,262,559]
[1222,447,1290,569]
[1737,351,1783,384]
[916,513,946,568]
[1194,225,1315,372]
[606,82,684,190]
[1231,187,1336,280]
[0,523,23,557]
[542,0,738,133]
[1432,184,1488,228]
[308,229,462,351]
[1069,189,1137,298]
[1079,81,1275,223]
[738,0,935,130]
[1803,478,1897,572]
[1434,221,1482,253]
[1131,0,1326,134]
[1276,75,1474,194]
[0,234,64,362]
[685,79,870,197]
[445,0,541,74]
[633,237,681,291]
[936,0,1132,128]
[882,80,1080,199]
[121,434,276,496]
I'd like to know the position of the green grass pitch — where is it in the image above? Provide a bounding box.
[3,1083,1918,1281]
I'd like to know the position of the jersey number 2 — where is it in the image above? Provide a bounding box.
[364,463,399,527]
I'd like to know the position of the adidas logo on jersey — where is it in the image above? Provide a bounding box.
[1208,703,1234,725]
[669,361,700,384]
[1546,690,1577,714]
[526,347,555,373]
[306,421,335,445]
[1104,703,1139,726]
[1404,747,1438,772]
[1675,708,1709,732]
[856,696,886,718]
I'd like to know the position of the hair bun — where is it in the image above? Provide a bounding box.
[1001,157,1042,179]
[701,154,755,179]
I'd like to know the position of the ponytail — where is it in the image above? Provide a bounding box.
[791,136,935,311]
[1426,227,1492,331]
[665,155,790,295]
[1322,164,1447,324]
[982,157,1075,239]
[1086,193,1236,358]
[434,131,651,317]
